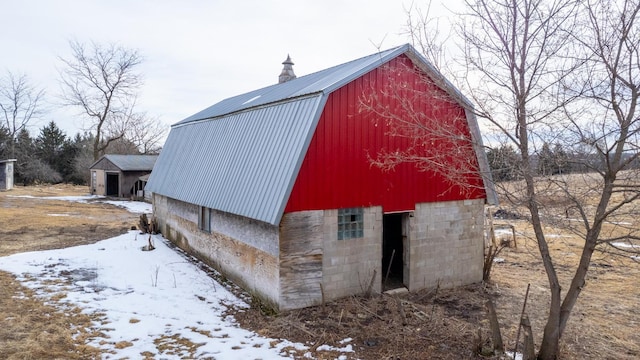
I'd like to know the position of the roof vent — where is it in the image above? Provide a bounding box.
[278,54,296,83]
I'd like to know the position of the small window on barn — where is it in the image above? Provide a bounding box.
[199,207,211,233]
[338,208,364,240]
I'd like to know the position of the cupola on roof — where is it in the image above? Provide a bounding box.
[278,54,296,83]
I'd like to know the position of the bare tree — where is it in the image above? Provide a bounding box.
[58,40,143,160]
[0,71,45,157]
[400,0,640,359]
[122,111,166,154]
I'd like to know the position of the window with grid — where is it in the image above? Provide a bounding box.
[338,207,364,240]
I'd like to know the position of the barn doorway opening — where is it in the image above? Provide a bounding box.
[382,212,407,291]
[106,173,119,197]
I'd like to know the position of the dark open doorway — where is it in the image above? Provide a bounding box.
[382,213,406,290]
[106,173,119,196]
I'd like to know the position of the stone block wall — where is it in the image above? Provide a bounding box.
[152,194,280,308]
[406,199,485,290]
[321,207,382,300]
[153,194,483,311]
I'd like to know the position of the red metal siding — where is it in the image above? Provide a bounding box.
[285,55,486,213]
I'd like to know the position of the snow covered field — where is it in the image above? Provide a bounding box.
[0,197,353,359]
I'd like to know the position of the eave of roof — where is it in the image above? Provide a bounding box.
[90,154,158,172]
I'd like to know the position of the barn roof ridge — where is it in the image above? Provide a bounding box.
[176,44,409,126]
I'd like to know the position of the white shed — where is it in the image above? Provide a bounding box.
[0,159,17,191]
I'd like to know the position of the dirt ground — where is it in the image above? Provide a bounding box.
[1,183,639,359]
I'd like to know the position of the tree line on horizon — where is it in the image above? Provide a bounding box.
[486,142,640,182]
[0,120,154,185]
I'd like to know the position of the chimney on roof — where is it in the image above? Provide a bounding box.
[278,54,296,83]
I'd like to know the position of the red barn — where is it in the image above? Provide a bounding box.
[146,44,496,310]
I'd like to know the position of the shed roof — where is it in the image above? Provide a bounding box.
[146,44,496,225]
[90,154,158,172]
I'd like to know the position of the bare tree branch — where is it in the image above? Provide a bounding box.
[58,40,143,160]
[0,71,45,157]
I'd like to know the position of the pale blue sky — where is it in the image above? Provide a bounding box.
[1,1,458,137]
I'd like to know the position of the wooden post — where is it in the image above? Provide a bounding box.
[515,284,531,356]
[365,269,377,298]
[521,315,536,360]
[485,298,504,353]
[384,249,396,288]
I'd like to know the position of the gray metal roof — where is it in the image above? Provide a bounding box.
[176,45,408,125]
[146,43,497,225]
[91,154,158,171]
[146,95,325,225]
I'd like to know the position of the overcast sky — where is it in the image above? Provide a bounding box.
[1,1,459,137]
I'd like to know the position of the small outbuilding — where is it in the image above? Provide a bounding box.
[90,154,158,198]
[0,159,17,191]
[146,44,497,310]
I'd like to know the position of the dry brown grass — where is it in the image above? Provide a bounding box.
[0,184,133,257]
[488,171,640,359]
[0,184,139,359]
[490,220,640,359]
[0,271,104,359]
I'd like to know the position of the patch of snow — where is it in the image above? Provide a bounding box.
[101,200,152,214]
[611,242,640,249]
[0,194,358,358]
[545,234,571,238]
[631,256,640,260]
[506,351,523,360]
[9,194,152,214]
[607,221,633,226]
[493,257,505,263]
[494,228,513,236]
[0,231,356,359]
[316,344,353,352]
[9,194,101,202]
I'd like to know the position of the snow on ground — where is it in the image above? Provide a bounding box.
[611,242,640,249]
[0,232,319,359]
[9,194,102,202]
[101,199,152,214]
[0,198,354,359]
[9,194,153,214]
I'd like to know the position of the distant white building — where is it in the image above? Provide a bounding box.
[0,159,17,191]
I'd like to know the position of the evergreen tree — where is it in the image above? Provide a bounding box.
[35,121,68,176]
[13,128,62,185]
[0,126,11,160]
[538,142,570,175]
[486,145,521,181]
